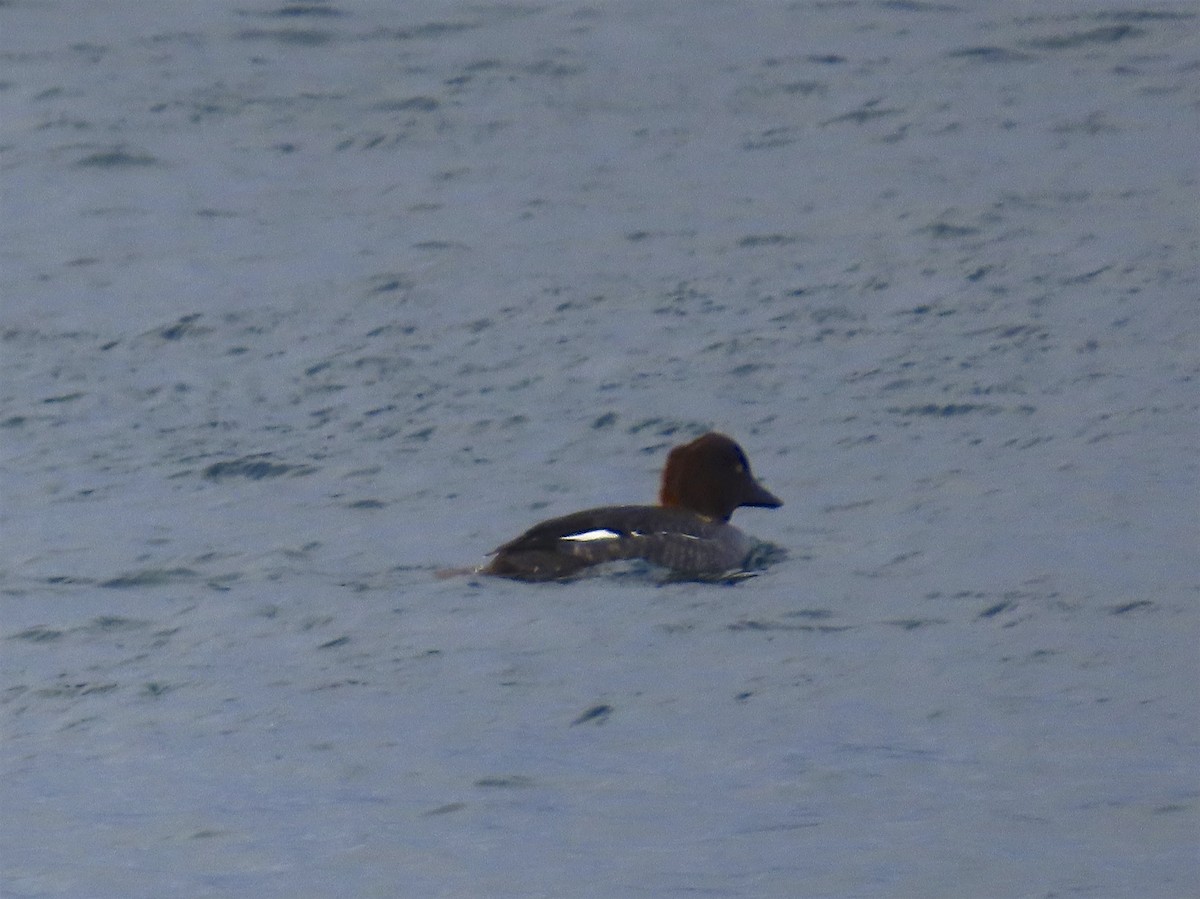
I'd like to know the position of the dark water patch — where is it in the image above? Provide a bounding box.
[474,775,534,789]
[1023,648,1059,663]
[730,362,769,376]
[823,498,874,514]
[370,21,479,42]
[1054,113,1119,135]
[821,104,901,126]
[780,80,824,95]
[36,681,118,699]
[8,626,64,643]
[475,772,537,787]
[350,353,415,378]
[270,4,345,17]
[1097,10,1195,22]
[784,608,837,620]
[887,618,947,630]
[729,619,851,634]
[412,240,468,251]
[85,615,149,633]
[1,416,28,428]
[322,680,379,698]
[571,704,612,726]
[1002,431,1047,450]
[1025,25,1145,50]
[335,132,407,151]
[45,575,97,586]
[743,127,797,150]
[947,46,1033,63]
[464,58,503,73]
[42,392,84,404]
[1152,803,1192,814]
[967,323,1050,348]
[889,403,1002,417]
[100,569,198,589]
[1109,599,1154,615]
[739,819,823,835]
[299,612,333,631]
[741,80,825,99]
[347,498,385,509]
[202,454,318,480]
[76,149,159,168]
[840,743,941,765]
[5,685,30,706]
[737,234,798,248]
[994,323,1044,340]
[317,635,350,649]
[310,679,369,691]
[525,59,585,78]
[69,43,108,63]
[626,230,652,241]
[364,320,416,339]
[60,714,102,731]
[374,96,440,112]
[660,620,698,635]
[978,600,1017,619]
[236,28,336,46]
[903,303,957,316]
[836,433,879,447]
[922,221,981,238]
[816,304,864,326]
[422,803,467,817]
[157,313,209,340]
[591,411,618,430]
[368,276,414,297]
[882,0,962,11]
[1060,265,1113,285]
[626,418,698,438]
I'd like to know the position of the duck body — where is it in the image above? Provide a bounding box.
[482,433,781,582]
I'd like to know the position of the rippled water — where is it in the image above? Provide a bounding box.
[2,2,1197,896]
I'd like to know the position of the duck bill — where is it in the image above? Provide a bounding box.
[743,480,782,509]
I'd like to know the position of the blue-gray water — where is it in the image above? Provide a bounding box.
[2,2,1197,896]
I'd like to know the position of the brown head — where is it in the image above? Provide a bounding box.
[657,432,782,522]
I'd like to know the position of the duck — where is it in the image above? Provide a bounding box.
[482,432,781,581]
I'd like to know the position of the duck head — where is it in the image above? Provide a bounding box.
[658,432,782,522]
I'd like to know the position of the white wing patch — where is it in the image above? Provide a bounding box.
[561,528,622,543]
[561,528,704,543]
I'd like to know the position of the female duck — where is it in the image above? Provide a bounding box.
[483,432,781,581]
